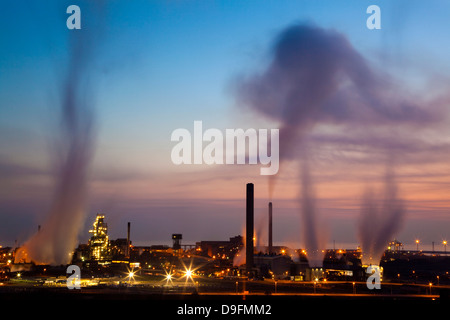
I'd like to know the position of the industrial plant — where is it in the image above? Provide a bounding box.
[0,182,449,304]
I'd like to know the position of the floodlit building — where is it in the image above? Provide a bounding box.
[254,254,292,278]
[196,236,243,260]
[110,238,129,259]
[387,239,404,252]
[88,214,111,262]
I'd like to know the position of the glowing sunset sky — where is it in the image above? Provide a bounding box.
[1,0,450,251]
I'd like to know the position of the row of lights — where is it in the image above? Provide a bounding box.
[126,268,195,283]
[415,239,447,251]
[163,266,195,285]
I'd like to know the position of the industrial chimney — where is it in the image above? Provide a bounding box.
[268,202,273,254]
[246,183,254,275]
[127,222,130,258]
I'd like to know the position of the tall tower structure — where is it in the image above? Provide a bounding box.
[268,202,273,254]
[246,183,254,274]
[88,214,110,261]
[172,234,182,250]
[126,222,131,258]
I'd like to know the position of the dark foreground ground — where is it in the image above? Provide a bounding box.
[1,283,448,318]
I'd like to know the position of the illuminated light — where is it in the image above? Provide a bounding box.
[126,266,138,282]
[179,259,200,285]
[163,267,175,285]
[415,239,420,251]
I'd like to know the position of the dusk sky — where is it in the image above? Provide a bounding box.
[1,0,450,252]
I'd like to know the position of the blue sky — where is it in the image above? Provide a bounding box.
[1,1,450,250]
[3,0,450,133]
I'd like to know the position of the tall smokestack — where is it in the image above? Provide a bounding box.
[127,222,130,258]
[246,183,254,274]
[268,202,273,254]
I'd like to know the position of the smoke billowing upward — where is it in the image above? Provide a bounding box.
[235,22,440,266]
[359,165,405,266]
[300,158,326,267]
[236,23,437,195]
[15,9,101,265]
